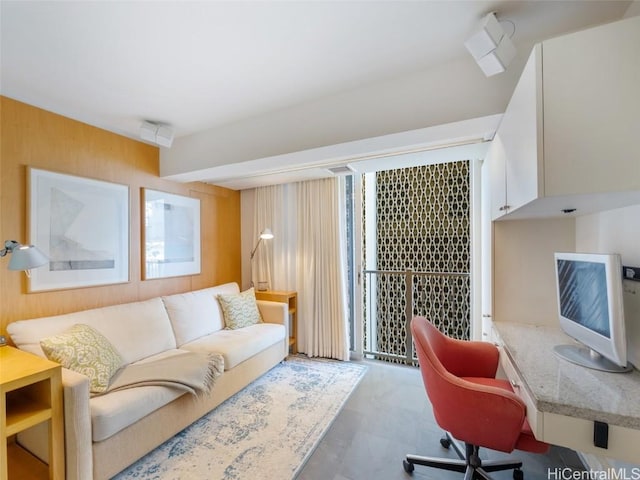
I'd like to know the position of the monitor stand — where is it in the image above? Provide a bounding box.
[554,345,633,373]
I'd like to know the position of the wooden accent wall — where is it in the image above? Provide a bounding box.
[0,97,241,337]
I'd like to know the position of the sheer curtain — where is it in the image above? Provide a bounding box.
[253,184,296,291]
[252,185,276,290]
[253,178,350,361]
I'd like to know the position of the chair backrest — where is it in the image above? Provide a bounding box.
[411,316,526,452]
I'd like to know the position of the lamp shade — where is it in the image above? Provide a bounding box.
[250,228,274,260]
[8,244,49,271]
[260,228,274,240]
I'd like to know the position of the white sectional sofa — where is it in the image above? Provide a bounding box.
[7,282,288,480]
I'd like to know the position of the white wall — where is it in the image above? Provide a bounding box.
[161,48,532,178]
[575,204,640,368]
[575,205,640,264]
[575,205,640,480]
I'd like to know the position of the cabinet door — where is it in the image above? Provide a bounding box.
[543,16,640,196]
[502,46,544,211]
[500,45,544,215]
[489,133,507,220]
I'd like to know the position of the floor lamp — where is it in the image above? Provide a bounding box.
[250,228,274,290]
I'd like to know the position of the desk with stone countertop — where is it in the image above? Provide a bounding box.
[492,322,640,464]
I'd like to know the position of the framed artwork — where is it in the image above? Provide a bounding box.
[28,168,130,291]
[142,189,201,279]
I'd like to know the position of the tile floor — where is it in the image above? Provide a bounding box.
[297,359,585,480]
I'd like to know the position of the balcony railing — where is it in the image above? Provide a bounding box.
[363,269,470,365]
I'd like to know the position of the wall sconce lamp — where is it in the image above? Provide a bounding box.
[0,240,49,276]
[250,228,274,290]
[465,12,516,77]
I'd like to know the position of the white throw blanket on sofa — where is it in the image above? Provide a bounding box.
[104,351,224,396]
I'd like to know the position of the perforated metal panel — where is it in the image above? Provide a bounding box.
[365,161,471,363]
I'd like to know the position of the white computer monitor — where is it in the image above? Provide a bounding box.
[554,252,631,373]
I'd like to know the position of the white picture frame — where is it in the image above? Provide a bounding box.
[143,189,201,280]
[28,168,130,291]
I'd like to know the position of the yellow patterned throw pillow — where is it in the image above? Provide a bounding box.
[217,288,263,330]
[40,324,124,393]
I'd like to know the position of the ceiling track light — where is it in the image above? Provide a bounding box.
[464,12,516,77]
[140,121,175,148]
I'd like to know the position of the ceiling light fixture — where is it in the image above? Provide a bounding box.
[140,121,175,148]
[464,12,516,77]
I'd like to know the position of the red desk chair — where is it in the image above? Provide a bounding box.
[403,316,549,479]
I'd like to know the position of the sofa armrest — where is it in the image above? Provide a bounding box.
[259,298,288,330]
[257,300,287,326]
[257,300,289,358]
[61,368,93,480]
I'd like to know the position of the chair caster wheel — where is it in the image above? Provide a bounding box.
[513,468,524,480]
[440,436,451,449]
[403,459,414,474]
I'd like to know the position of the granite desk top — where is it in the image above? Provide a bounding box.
[493,322,640,430]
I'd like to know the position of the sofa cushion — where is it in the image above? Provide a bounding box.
[7,297,176,365]
[89,349,188,442]
[40,324,124,394]
[181,323,285,370]
[91,385,184,442]
[217,287,262,330]
[162,283,239,346]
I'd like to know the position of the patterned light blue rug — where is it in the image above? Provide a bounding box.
[113,356,367,480]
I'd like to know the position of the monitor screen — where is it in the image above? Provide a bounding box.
[554,252,630,372]
[557,259,610,338]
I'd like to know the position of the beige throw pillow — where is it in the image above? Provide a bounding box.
[217,288,263,330]
[40,324,124,393]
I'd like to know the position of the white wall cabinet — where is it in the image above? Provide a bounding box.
[490,47,542,220]
[492,16,640,221]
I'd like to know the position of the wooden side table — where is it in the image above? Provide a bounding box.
[0,346,64,480]
[255,290,298,354]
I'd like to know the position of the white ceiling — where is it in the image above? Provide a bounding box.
[1,0,633,187]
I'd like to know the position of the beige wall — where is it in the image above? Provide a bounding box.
[493,218,575,326]
[0,97,241,337]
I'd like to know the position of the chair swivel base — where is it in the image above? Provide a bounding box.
[403,432,524,480]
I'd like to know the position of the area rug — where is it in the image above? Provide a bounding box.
[112,356,367,480]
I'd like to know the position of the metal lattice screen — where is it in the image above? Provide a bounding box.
[364,160,471,363]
